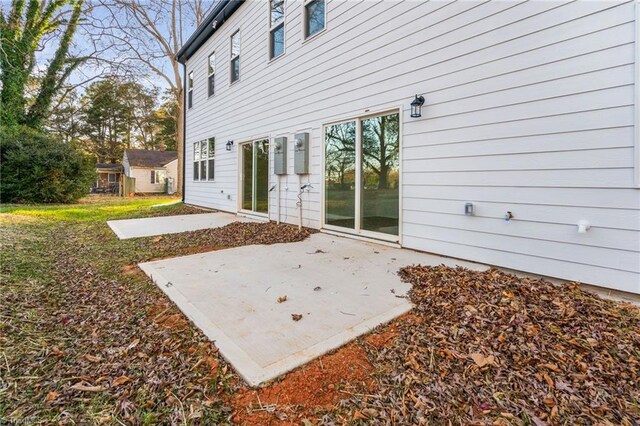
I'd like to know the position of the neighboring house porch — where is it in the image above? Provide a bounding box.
[93,163,123,194]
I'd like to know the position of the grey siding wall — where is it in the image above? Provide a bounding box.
[184,0,639,293]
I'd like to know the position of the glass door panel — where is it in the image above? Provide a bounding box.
[324,121,356,229]
[361,113,399,235]
[255,139,269,213]
[241,143,254,211]
[241,140,269,214]
[324,111,400,238]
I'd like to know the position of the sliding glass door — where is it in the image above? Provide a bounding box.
[241,139,269,214]
[324,111,400,239]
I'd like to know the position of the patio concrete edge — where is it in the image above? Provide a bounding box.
[138,255,414,387]
[138,261,266,385]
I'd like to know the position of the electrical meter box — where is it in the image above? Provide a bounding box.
[274,137,287,175]
[294,132,309,174]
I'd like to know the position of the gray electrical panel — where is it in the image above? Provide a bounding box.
[294,132,309,174]
[274,136,287,175]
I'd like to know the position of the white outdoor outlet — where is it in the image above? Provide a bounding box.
[577,220,590,234]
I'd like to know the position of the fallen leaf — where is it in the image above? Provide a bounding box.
[50,346,66,356]
[112,376,132,387]
[541,363,561,372]
[126,338,140,352]
[82,354,102,363]
[291,313,303,321]
[45,391,59,402]
[471,352,487,367]
[277,295,287,303]
[71,382,106,392]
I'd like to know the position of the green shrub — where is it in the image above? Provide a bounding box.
[0,126,96,203]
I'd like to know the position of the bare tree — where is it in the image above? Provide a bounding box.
[89,0,215,195]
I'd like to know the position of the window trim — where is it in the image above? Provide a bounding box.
[187,71,194,109]
[303,0,326,41]
[268,0,285,61]
[151,169,166,185]
[208,52,216,98]
[193,138,215,181]
[230,30,241,84]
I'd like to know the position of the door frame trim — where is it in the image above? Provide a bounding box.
[320,105,403,245]
[237,137,270,216]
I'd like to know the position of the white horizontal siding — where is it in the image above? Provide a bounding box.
[184,0,639,293]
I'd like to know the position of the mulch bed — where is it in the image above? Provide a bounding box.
[340,266,640,425]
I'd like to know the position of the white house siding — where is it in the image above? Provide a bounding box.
[184,0,640,294]
[128,160,178,193]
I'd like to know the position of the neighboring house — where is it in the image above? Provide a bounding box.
[94,163,123,193]
[177,1,640,294]
[123,149,178,194]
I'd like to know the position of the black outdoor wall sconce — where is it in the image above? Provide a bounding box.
[410,94,425,118]
[226,140,234,151]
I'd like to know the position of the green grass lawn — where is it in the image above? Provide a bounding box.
[0,195,183,222]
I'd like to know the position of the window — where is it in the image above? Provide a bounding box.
[193,139,215,181]
[230,30,240,83]
[269,0,285,59]
[207,138,215,180]
[208,53,215,97]
[188,71,194,108]
[304,0,325,39]
[108,173,117,183]
[151,170,166,184]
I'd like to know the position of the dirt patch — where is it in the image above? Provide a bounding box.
[231,344,373,425]
[364,314,423,349]
[121,264,144,277]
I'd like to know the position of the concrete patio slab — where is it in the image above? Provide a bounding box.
[108,212,254,239]
[139,232,488,386]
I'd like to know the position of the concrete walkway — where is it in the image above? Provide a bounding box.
[139,232,487,386]
[108,212,254,239]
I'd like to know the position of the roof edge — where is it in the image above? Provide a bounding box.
[176,0,244,64]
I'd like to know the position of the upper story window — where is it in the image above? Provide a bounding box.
[269,0,285,59]
[304,0,325,39]
[188,71,193,108]
[230,30,240,83]
[208,53,215,97]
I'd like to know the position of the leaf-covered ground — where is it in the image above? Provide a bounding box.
[0,196,314,424]
[1,196,638,425]
[339,266,640,425]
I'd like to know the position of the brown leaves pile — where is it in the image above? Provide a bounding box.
[347,266,640,425]
[156,222,317,255]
